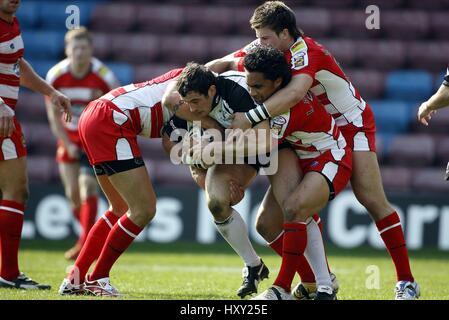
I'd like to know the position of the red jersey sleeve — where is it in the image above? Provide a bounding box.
[286,37,321,79]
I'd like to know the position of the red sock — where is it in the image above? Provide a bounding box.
[273,222,307,291]
[376,212,414,282]
[89,215,143,281]
[69,210,119,285]
[0,200,24,280]
[73,207,80,223]
[269,232,315,283]
[78,196,98,246]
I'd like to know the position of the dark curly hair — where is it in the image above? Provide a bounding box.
[243,45,292,88]
[176,62,216,97]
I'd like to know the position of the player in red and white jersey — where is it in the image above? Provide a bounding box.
[59,68,187,297]
[0,0,71,290]
[207,1,419,300]
[45,27,119,261]
[244,46,349,300]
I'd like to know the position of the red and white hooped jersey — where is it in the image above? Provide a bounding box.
[234,36,366,127]
[46,57,119,132]
[0,16,24,110]
[271,92,347,161]
[100,68,183,138]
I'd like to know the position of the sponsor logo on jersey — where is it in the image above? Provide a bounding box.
[99,66,110,78]
[291,51,306,70]
[290,40,306,54]
[271,115,287,137]
[13,61,20,76]
[306,106,315,117]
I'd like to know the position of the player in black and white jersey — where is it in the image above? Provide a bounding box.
[162,63,271,298]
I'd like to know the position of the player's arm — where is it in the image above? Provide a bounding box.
[162,122,207,190]
[231,74,313,130]
[0,97,15,137]
[162,80,197,121]
[207,120,274,162]
[418,72,449,125]
[162,130,244,203]
[206,54,241,74]
[19,58,72,121]
[44,97,78,158]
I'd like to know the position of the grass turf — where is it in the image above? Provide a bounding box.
[0,240,448,300]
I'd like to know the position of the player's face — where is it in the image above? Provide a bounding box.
[66,38,93,66]
[0,0,20,14]
[254,27,284,51]
[245,70,282,104]
[181,87,215,117]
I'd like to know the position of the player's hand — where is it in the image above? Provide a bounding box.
[0,102,16,137]
[417,102,436,126]
[66,142,80,159]
[229,179,245,206]
[230,112,252,130]
[50,90,72,123]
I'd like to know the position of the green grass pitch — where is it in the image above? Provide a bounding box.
[0,240,448,300]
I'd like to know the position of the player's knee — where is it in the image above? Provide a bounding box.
[6,185,30,204]
[20,187,30,204]
[66,188,80,206]
[207,197,227,221]
[111,202,128,216]
[283,197,310,222]
[82,184,97,200]
[129,205,156,227]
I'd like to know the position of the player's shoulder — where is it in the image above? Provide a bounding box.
[46,58,70,83]
[243,39,260,53]
[217,71,248,94]
[91,57,112,78]
[91,57,119,87]
[287,37,312,71]
[219,70,246,83]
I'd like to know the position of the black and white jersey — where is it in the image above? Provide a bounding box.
[163,71,260,136]
[208,71,258,128]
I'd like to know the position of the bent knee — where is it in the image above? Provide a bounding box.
[207,197,229,221]
[129,205,156,226]
[3,186,30,204]
[283,198,311,222]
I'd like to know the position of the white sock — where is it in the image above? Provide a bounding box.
[215,209,261,267]
[305,218,332,287]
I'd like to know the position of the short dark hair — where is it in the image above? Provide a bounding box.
[243,45,292,88]
[250,1,303,39]
[176,63,216,97]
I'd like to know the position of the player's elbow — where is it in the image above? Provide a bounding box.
[162,92,178,113]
